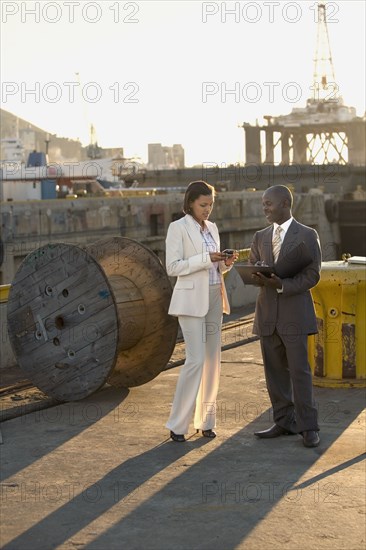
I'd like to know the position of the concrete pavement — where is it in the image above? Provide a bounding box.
[0,339,365,550]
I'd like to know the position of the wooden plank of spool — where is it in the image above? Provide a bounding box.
[7,243,119,401]
[86,237,178,388]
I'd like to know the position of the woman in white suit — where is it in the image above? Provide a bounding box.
[165,181,238,442]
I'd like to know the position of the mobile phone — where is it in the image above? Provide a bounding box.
[223,249,234,257]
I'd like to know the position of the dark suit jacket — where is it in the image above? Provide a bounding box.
[249,219,321,337]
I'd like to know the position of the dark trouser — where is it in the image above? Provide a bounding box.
[260,330,319,433]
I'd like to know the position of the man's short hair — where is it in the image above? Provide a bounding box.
[265,185,293,208]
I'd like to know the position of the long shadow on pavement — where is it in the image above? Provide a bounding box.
[0,386,130,480]
[2,386,364,550]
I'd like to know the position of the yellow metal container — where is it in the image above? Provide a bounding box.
[237,248,250,262]
[308,260,366,387]
[0,284,10,304]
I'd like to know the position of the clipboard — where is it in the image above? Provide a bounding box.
[235,264,274,285]
[235,242,314,285]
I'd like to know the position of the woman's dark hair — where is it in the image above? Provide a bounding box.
[183,180,215,214]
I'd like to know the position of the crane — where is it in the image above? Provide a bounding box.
[312,3,338,102]
[75,71,102,159]
[86,122,102,160]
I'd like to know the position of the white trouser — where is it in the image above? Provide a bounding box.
[166,285,223,435]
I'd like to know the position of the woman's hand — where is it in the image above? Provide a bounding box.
[210,251,227,262]
[209,250,239,265]
[224,250,239,266]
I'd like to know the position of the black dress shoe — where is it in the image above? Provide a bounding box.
[302,430,320,448]
[254,424,295,438]
[170,431,186,442]
[202,429,216,439]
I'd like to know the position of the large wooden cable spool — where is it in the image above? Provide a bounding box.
[7,237,178,401]
[86,237,178,388]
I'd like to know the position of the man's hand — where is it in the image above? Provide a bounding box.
[251,272,282,289]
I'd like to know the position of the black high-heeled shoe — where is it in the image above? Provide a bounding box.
[170,431,186,442]
[198,429,217,439]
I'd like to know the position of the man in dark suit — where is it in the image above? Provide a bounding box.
[250,185,321,448]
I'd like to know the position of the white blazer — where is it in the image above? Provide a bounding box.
[166,215,231,317]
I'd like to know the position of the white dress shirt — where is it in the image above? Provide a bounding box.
[273,217,293,293]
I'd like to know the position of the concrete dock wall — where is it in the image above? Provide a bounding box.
[1,190,340,284]
[0,189,339,370]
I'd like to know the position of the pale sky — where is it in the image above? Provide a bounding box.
[1,0,365,166]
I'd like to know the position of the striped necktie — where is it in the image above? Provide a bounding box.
[272,226,283,263]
